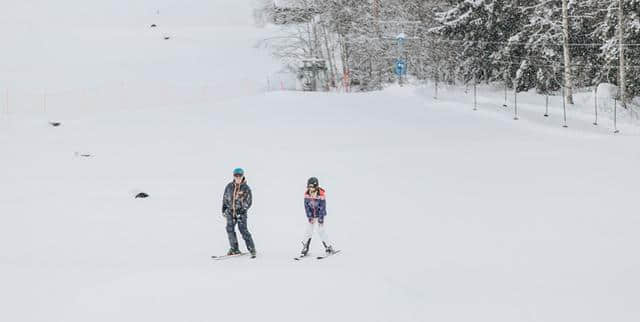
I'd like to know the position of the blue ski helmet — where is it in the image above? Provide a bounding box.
[233,168,245,176]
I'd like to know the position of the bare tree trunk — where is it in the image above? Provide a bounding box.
[372,0,382,89]
[321,23,337,88]
[339,36,351,91]
[373,0,380,19]
[561,0,574,104]
[312,18,322,59]
[306,23,315,57]
[618,0,626,108]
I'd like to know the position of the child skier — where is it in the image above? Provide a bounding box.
[299,177,336,257]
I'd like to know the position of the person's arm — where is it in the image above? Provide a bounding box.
[222,184,230,215]
[304,197,312,218]
[241,185,253,211]
[319,198,327,217]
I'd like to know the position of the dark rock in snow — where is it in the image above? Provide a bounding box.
[164,36,171,40]
[74,152,92,158]
[135,192,149,199]
[49,122,61,127]
[150,24,157,28]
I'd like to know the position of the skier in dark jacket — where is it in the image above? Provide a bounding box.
[222,168,256,256]
[299,177,335,257]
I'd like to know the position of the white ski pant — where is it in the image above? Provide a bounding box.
[304,219,330,244]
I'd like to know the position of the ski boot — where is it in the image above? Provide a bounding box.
[227,248,241,256]
[323,241,335,255]
[300,238,311,257]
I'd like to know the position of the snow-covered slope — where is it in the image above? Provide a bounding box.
[1,2,639,322]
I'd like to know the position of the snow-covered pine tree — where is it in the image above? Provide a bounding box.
[497,1,560,94]
[430,0,526,86]
[586,0,640,104]
[490,0,606,100]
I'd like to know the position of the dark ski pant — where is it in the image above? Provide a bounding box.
[226,213,255,252]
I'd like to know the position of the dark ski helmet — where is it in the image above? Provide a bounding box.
[307,177,319,188]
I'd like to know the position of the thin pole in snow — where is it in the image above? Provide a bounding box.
[614,99,620,133]
[434,68,438,100]
[544,93,549,117]
[503,80,508,107]
[502,67,508,108]
[473,80,477,111]
[593,86,598,126]
[513,89,519,120]
[562,86,568,128]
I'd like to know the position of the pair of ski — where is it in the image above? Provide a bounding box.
[294,250,341,261]
[211,253,256,260]
[211,250,341,261]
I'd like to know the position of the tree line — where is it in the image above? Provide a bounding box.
[257,0,639,104]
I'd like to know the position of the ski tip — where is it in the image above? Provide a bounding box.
[317,250,341,260]
[211,252,249,260]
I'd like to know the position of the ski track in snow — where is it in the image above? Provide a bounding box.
[1,1,639,322]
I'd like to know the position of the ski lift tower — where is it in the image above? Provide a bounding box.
[299,58,328,91]
[379,20,420,86]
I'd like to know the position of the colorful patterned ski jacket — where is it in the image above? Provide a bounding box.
[222,178,252,216]
[304,188,327,223]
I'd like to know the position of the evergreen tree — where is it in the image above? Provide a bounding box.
[587,0,640,102]
[430,0,526,85]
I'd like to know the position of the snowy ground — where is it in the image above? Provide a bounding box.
[1,1,640,322]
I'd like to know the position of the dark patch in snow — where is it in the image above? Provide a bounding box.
[135,192,149,199]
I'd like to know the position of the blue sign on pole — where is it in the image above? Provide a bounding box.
[395,59,407,76]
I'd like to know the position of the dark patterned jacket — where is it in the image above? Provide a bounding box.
[222,178,252,216]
